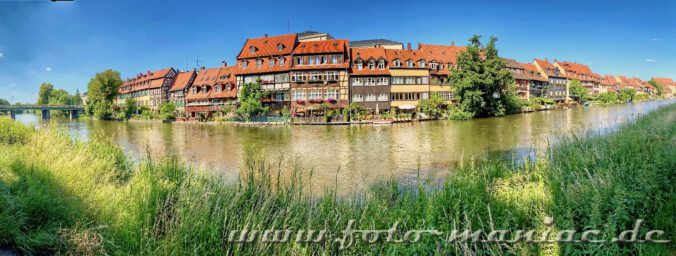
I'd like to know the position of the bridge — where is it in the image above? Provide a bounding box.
[0,105,85,120]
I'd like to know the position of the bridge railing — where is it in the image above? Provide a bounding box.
[0,105,85,110]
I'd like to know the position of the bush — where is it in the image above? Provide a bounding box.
[159,102,175,120]
[0,119,33,144]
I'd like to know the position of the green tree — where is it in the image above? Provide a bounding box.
[86,69,123,119]
[0,98,9,105]
[449,35,517,118]
[236,80,269,121]
[417,93,445,118]
[569,79,587,102]
[72,89,83,105]
[47,89,72,105]
[648,80,663,97]
[597,92,618,104]
[123,97,137,119]
[37,82,54,105]
[618,88,636,102]
[159,102,176,120]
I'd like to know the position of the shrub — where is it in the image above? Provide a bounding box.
[0,119,33,144]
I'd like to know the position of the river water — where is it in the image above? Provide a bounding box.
[11,100,674,193]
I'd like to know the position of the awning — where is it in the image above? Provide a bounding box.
[398,104,416,110]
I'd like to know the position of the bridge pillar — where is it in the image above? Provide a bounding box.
[69,110,80,120]
[10,110,16,120]
[41,109,51,120]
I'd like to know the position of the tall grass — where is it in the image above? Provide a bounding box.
[0,104,674,255]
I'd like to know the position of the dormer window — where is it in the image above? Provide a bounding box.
[241,61,247,69]
[279,57,285,66]
[250,46,257,54]
[406,60,413,67]
[256,59,262,68]
[378,60,385,70]
[356,60,363,70]
[368,60,375,70]
[331,55,338,64]
[431,62,438,69]
[418,60,426,68]
[269,58,275,67]
[192,87,197,94]
[215,85,221,92]
[393,59,401,67]
[201,86,207,94]
[277,44,284,51]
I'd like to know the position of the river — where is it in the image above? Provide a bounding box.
[10,100,674,193]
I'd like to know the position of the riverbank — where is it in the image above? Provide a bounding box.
[0,103,674,254]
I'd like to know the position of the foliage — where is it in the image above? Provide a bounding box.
[123,97,137,119]
[417,93,445,118]
[449,35,518,118]
[597,92,619,104]
[446,104,474,120]
[648,80,663,96]
[634,93,649,101]
[236,81,269,121]
[85,69,123,119]
[158,103,176,121]
[568,79,587,101]
[342,103,366,121]
[0,98,10,105]
[37,82,54,105]
[618,88,636,102]
[0,119,33,144]
[0,105,674,254]
[281,106,291,119]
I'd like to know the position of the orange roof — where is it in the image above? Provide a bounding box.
[519,62,547,82]
[170,70,196,92]
[533,59,564,78]
[602,75,617,86]
[349,47,390,75]
[209,66,238,99]
[555,61,598,82]
[293,39,347,54]
[385,49,427,68]
[119,67,174,94]
[237,34,297,59]
[418,43,466,65]
[651,77,675,86]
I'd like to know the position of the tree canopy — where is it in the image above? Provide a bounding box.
[449,35,518,118]
[236,80,269,121]
[37,82,54,105]
[568,79,587,101]
[86,69,123,119]
[648,80,664,96]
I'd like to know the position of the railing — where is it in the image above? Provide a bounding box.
[249,116,288,123]
[0,105,84,110]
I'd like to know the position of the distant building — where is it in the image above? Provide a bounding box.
[418,43,465,102]
[169,70,196,114]
[601,75,619,93]
[79,92,88,106]
[504,58,533,99]
[350,39,403,49]
[554,60,602,95]
[297,31,334,42]
[349,47,391,111]
[236,34,297,112]
[651,77,675,98]
[116,68,177,110]
[385,48,430,110]
[185,64,237,118]
[532,59,568,102]
[521,63,549,98]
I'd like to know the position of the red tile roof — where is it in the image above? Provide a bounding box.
[237,56,293,75]
[349,47,390,75]
[555,61,599,82]
[169,70,196,92]
[293,39,347,54]
[187,67,221,100]
[237,34,297,59]
[601,75,617,86]
[520,62,548,82]
[385,49,427,68]
[533,59,564,78]
[119,67,174,94]
[418,43,466,65]
[210,66,238,99]
[651,77,675,86]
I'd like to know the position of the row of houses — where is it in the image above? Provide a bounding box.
[114,32,676,118]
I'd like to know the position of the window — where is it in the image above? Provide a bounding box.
[279,57,285,66]
[352,77,364,86]
[431,62,438,69]
[393,59,401,67]
[201,86,207,94]
[326,71,339,81]
[405,77,415,84]
[192,87,197,94]
[368,60,375,70]
[277,44,283,51]
[352,94,363,102]
[292,90,306,100]
[320,56,327,64]
[296,57,304,65]
[241,60,247,68]
[406,60,413,67]
[377,77,388,85]
[215,85,221,92]
[292,72,307,82]
[378,60,385,70]
[418,60,426,68]
[326,89,338,100]
[256,59,262,68]
[356,60,363,70]
[331,55,338,64]
[309,90,321,99]
[365,93,376,102]
[309,57,315,65]
[391,77,404,85]
[378,93,389,101]
[309,72,322,81]
[269,58,275,67]
[250,46,256,54]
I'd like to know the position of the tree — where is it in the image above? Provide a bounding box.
[72,89,83,105]
[648,80,663,97]
[618,88,636,102]
[0,98,9,105]
[47,89,72,105]
[449,35,517,118]
[569,79,587,102]
[418,93,445,118]
[86,69,123,119]
[597,92,618,104]
[37,82,54,105]
[159,102,176,120]
[236,80,269,121]
[123,97,137,119]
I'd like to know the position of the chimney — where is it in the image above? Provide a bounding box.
[451,41,455,46]
[264,34,268,37]
[407,42,411,50]
[554,58,558,62]
[545,58,548,61]
[222,61,228,67]
[147,70,151,75]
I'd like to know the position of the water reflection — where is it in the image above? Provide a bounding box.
[11,100,674,193]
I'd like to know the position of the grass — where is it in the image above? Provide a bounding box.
[0,104,674,255]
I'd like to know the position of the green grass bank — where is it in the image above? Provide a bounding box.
[0,104,674,255]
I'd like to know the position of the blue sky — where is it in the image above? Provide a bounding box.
[0,0,674,103]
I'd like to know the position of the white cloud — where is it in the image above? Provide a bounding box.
[651,38,658,41]
[644,58,657,63]
[0,52,3,58]
[46,67,52,71]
